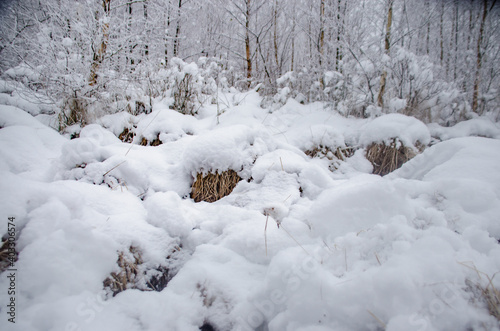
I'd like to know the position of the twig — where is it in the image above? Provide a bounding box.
[103,160,127,177]
[367,310,386,328]
[265,215,269,256]
[280,223,312,258]
[375,252,381,266]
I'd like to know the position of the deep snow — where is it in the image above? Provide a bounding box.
[1,90,500,331]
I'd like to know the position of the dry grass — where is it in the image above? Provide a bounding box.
[103,246,143,296]
[480,279,500,322]
[58,97,88,131]
[118,127,135,143]
[103,245,181,296]
[305,145,355,161]
[139,133,162,146]
[191,170,241,203]
[365,138,419,176]
[150,134,162,146]
[334,146,356,161]
[460,262,500,324]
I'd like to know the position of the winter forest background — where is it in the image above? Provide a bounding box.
[0,0,499,128]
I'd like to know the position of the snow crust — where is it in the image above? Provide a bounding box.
[1,92,500,331]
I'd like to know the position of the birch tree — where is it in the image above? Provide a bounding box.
[377,0,393,108]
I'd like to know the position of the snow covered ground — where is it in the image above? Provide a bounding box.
[1,90,500,331]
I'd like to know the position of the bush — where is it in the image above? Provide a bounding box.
[58,97,89,131]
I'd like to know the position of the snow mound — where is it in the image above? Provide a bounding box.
[428,118,500,141]
[359,113,431,148]
[182,125,273,177]
[260,136,500,330]
[392,137,500,237]
[0,105,47,129]
[0,105,65,179]
[134,108,203,144]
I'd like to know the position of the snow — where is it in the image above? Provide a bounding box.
[1,91,500,331]
[62,37,73,48]
[359,113,431,148]
[182,124,271,177]
[428,118,500,141]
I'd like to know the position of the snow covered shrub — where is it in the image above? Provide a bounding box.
[304,144,357,173]
[103,245,174,296]
[169,58,209,115]
[360,114,431,175]
[271,68,325,108]
[305,145,355,162]
[388,47,471,124]
[58,97,89,131]
[118,127,135,143]
[191,170,242,203]
[273,71,295,106]
[183,125,267,202]
[139,132,162,146]
[103,246,143,296]
[197,57,219,96]
[172,71,197,115]
[127,100,151,116]
[322,70,348,106]
[3,64,43,92]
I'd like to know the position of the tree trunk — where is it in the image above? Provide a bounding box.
[472,0,489,113]
[291,12,295,72]
[245,0,252,88]
[425,0,430,55]
[164,1,172,66]
[319,0,325,66]
[453,0,458,81]
[467,0,474,51]
[273,0,279,74]
[173,0,182,57]
[128,2,134,68]
[377,0,392,108]
[89,0,111,86]
[144,0,148,57]
[439,2,444,66]
[335,0,344,72]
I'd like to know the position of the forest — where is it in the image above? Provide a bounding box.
[0,0,499,127]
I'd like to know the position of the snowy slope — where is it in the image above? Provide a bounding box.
[0,93,499,331]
